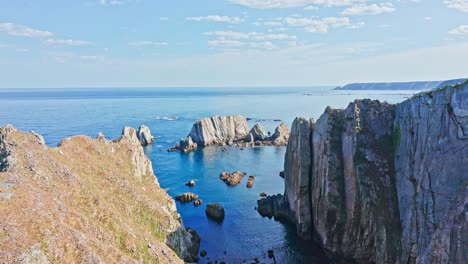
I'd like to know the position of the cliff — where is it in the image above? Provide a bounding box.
[334,78,467,90]
[260,81,468,263]
[0,125,198,263]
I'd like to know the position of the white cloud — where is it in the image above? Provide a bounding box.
[128,41,168,46]
[264,21,283,26]
[0,22,52,38]
[304,5,318,10]
[284,16,359,32]
[444,0,468,12]
[229,0,367,9]
[186,15,243,24]
[342,3,395,15]
[205,31,249,39]
[160,17,169,21]
[424,16,432,20]
[448,25,468,35]
[45,38,93,46]
[208,39,245,47]
[205,31,296,48]
[250,32,296,40]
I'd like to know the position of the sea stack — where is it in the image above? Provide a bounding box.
[136,125,154,146]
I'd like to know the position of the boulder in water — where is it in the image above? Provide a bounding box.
[205,203,225,221]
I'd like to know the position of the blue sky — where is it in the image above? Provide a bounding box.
[0,0,467,88]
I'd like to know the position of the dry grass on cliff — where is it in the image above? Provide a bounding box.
[0,130,183,263]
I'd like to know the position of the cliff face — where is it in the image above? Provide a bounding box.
[188,115,250,146]
[278,82,468,263]
[395,84,468,262]
[0,125,196,263]
[283,117,314,239]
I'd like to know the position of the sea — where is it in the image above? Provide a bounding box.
[0,87,418,263]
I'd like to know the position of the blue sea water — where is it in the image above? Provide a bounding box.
[0,87,417,263]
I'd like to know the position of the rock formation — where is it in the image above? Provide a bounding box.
[189,115,250,146]
[169,115,290,152]
[219,171,246,186]
[246,175,255,188]
[245,124,266,142]
[175,192,199,203]
[0,125,198,263]
[136,125,154,146]
[270,123,290,146]
[259,81,468,263]
[205,203,225,221]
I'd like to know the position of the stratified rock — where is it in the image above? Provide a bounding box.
[418,187,467,264]
[205,203,225,221]
[395,82,468,262]
[270,81,468,263]
[219,171,245,186]
[283,117,314,240]
[136,125,154,146]
[246,176,255,188]
[271,123,290,146]
[188,115,249,146]
[175,192,199,203]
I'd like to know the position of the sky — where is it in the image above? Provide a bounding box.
[0,0,467,88]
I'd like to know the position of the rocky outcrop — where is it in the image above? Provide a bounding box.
[168,136,198,153]
[246,124,266,142]
[0,125,199,263]
[189,115,250,146]
[246,175,255,188]
[114,126,154,179]
[219,171,246,186]
[170,115,290,151]
[136,125,154,146]
[175,192,199,203]
[271,123,290,146]
[205,203,225,221]
[257,194,294,223]
[261,81,468,263]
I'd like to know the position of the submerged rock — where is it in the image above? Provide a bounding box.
[205,203,225,221]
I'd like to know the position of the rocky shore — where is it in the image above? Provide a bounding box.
[0,125,198,263]
[168,115,290,152]
[258,81,468,263]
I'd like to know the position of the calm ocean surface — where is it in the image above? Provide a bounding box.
[0,87,418,263]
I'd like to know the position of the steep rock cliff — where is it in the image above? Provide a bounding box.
[0,125,197,263]
[270,81,467,263]
[394,83,468,262]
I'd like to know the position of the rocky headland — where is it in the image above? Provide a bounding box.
[0,125,199,263]
[169,115,290,152]
[258,81,468,263]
